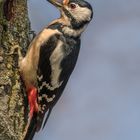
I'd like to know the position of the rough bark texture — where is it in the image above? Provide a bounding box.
[0,0,30,139]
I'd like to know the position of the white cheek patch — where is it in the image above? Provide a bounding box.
[70,6,92,23]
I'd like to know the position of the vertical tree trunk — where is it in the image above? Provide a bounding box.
[0,0,30,139]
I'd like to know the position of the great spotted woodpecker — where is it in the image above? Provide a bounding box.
[19,0,93,137]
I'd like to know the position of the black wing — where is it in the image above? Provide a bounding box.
[36,32,81,130]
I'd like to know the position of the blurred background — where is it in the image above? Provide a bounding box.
[28,0,140,140]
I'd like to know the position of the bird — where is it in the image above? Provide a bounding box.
[18,0,93,138]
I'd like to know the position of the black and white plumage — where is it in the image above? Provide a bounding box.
[19,0,93,138]
[37,30,80,107]
[36,28,81,129]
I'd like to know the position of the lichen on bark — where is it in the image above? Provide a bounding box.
[0,0,30,139]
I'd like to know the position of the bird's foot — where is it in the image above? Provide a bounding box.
[6,44,23,61]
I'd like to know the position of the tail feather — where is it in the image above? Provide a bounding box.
[24,113,37,140]
[36,108,53,131]
[42,108,52,129]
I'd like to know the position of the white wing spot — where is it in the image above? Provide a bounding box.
[42,94,56,103]
[69,6,92,23]
[38,96,42,101]
[42,104,46,111]
[37,75,43,81]
[38,81,63,92]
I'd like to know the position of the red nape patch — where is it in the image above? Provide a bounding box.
[28,87,39,118]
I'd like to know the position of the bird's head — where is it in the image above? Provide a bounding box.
[47,0,93,29]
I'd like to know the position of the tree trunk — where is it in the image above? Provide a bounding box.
[0,0,30,139]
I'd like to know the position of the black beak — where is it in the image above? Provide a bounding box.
[47,0,63,8]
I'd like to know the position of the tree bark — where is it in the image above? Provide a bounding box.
[0,0,30,139]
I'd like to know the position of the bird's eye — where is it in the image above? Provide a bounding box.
[69,3,77,9]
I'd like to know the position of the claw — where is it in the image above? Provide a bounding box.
[6,44,23,60]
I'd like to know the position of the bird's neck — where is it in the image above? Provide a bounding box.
[61,25,86,38]
[59,15,87,37]
[48,17,87,38]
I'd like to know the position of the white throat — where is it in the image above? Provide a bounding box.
[62,25,87,37]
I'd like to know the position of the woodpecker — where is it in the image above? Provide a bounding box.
[19,0,93,137]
